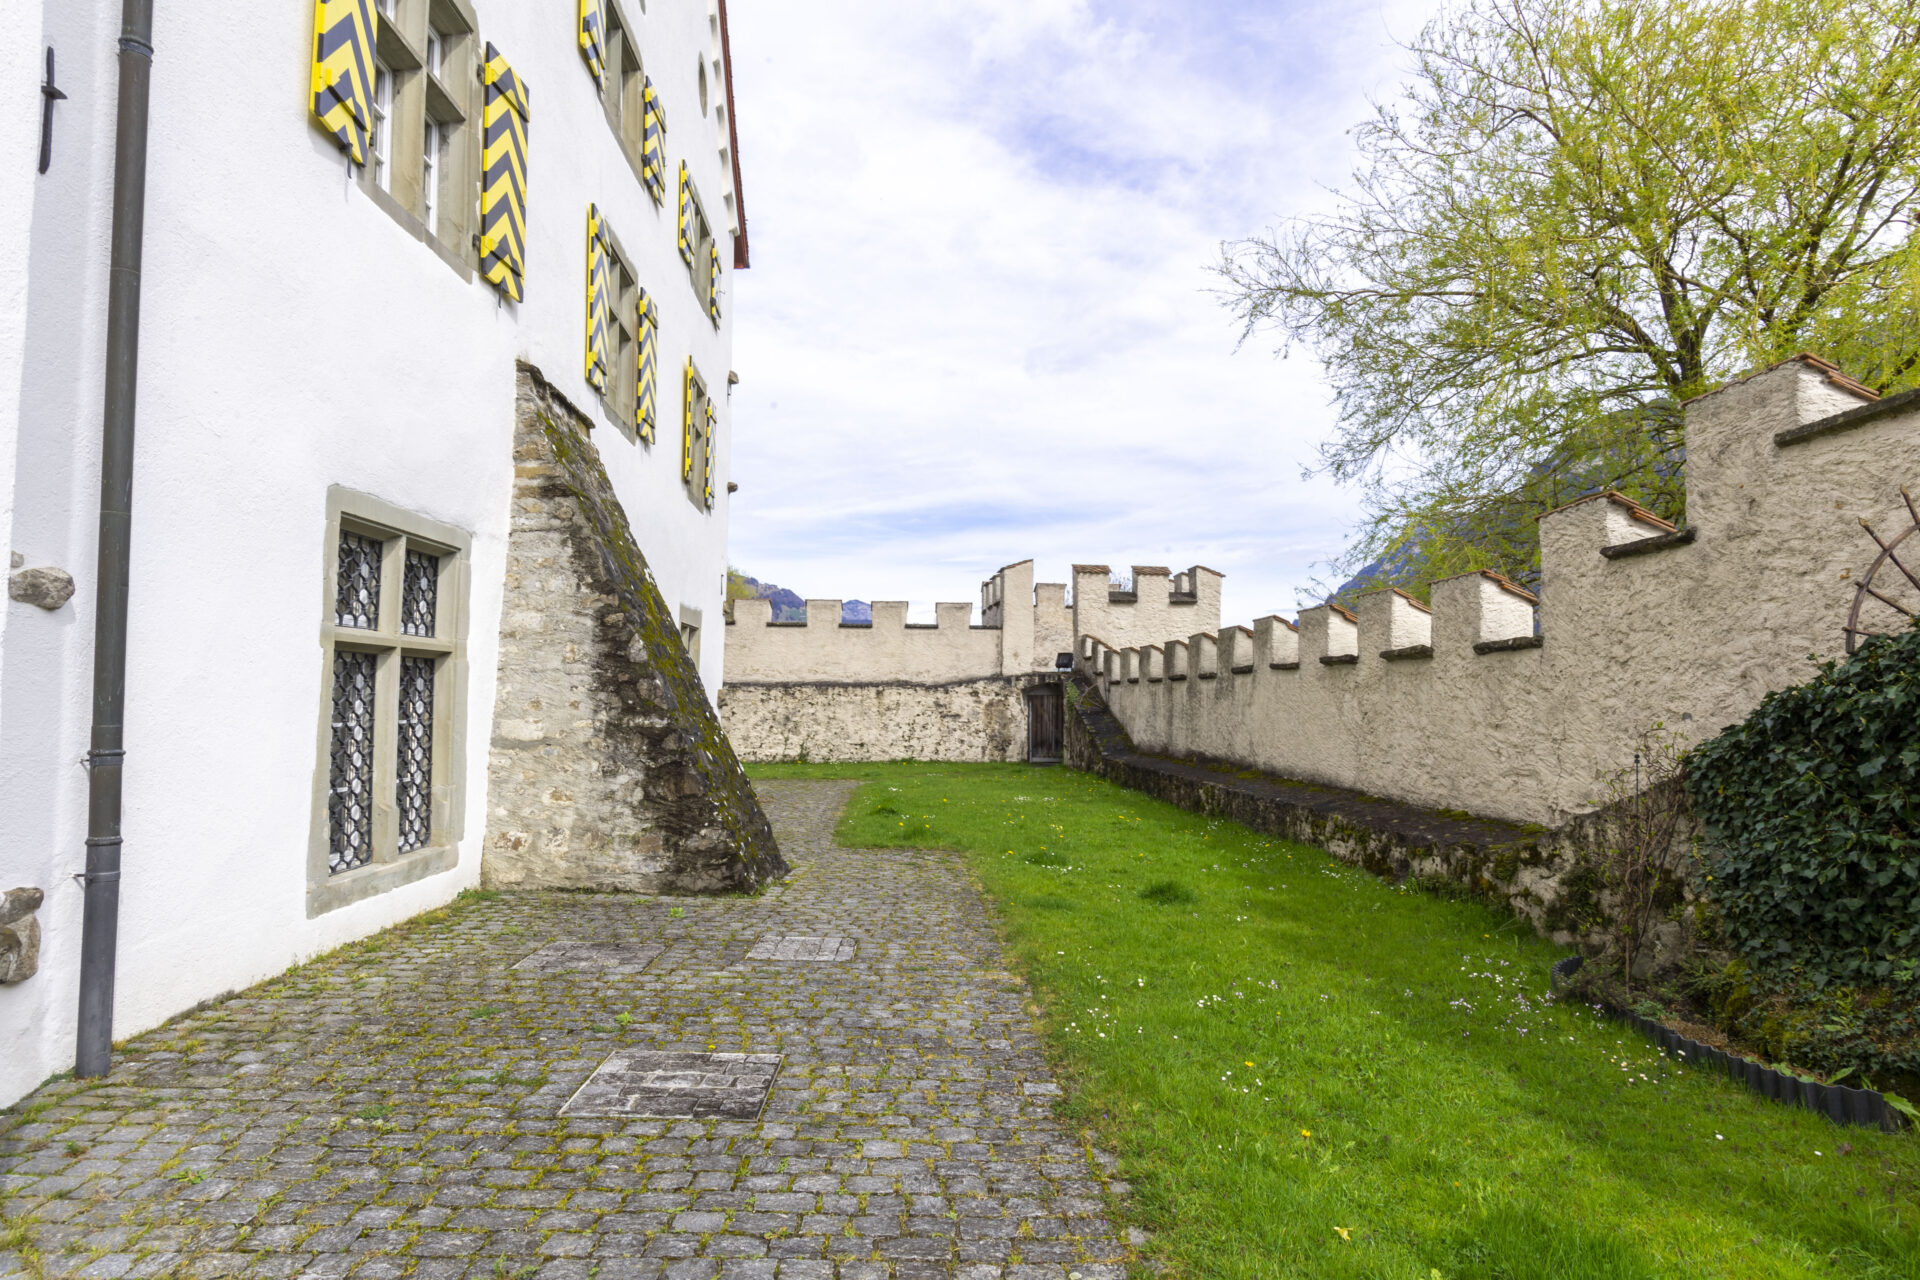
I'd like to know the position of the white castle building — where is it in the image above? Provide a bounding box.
[0,0,779,1107]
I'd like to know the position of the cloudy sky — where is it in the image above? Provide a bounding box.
[725,0,1440,625]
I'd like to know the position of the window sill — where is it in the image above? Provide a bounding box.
[362,180,474,284]
[307,842,459,918]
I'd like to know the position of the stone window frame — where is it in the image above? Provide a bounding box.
[593,0,653,188]
[682,171,720,326]
[594,216,645,443]
[306,487,473,917]
[356,0,482,282]
[678,604,703,668]
[684,360,714,513]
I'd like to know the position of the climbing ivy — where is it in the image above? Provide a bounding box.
[1686,626,1920,992]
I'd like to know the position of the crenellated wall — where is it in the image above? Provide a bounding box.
[720,558,1224,761]
[1072,564,1224,653]
[1086,357,1918,828]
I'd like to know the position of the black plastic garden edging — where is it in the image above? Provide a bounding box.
[1548,955,1908,1133]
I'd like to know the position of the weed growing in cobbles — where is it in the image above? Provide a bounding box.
[756,761,1920,1280]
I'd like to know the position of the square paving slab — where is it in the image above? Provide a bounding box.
[747,933,858,961]
[510,939,663,972]
[560,1049,782,1119]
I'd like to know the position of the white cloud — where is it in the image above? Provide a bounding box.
[726,0,1440,624]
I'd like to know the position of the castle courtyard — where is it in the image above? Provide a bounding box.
[7,766,1916,1279]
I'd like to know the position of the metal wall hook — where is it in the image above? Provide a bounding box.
[39,47,67,175]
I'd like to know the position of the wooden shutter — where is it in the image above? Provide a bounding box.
[702,399,717,509]
[677,162,695,266]
[579,0,606,84]
[682,360,697,482]
[636,289,659,443]
[480,44,531,301]
[641,78,666,205]
[585,205,612,392]
[707,238,722,325]
[310,0,378,165]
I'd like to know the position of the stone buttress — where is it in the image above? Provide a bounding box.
[483,365,786,892]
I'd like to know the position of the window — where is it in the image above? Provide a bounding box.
[421,121,440,233]
[682,359,715,512]
[352,0,480,270]
[677,164,720,325]
[679,607,703,667]
[587,209,648,443]
[370,62,393,190]
[309,490,471,917]
[585,0,651,184]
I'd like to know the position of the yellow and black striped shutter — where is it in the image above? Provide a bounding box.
[677,163,695,266]
[641,78,666,204]
[702,400,717,509]
[579,0,606,84]
[585,205,613,392]
[310,0,378,165]
[682,360,697,482]
[707,238,722,325]
[480,45,532,302]
[636,289,660,442]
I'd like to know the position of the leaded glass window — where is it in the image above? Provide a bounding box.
[396,656,435,852]
[327,650,377,873]
[337,533,383,628]
[319,513,460,888]
[402,550,439,637]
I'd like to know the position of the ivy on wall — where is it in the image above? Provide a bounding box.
[1686,626,1920,992]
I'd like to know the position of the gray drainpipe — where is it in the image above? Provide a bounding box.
[76,0,156,1080]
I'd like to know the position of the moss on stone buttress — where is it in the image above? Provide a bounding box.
[485,365,785,893]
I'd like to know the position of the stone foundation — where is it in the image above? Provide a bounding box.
[482,365,785,893]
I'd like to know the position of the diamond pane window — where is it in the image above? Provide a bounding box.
[402,550,440,637]
[396,656,435,852]
[316,498,466,910]
[337,532,383,628]
[327,650,377,873]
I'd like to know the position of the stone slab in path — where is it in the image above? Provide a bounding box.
[561,1051,782,1120]
[747,934,858,962]
[0,779,1130,1279]
[512,940,666,972]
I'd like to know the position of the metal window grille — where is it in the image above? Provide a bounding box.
[337,532,383,628]
[327,650,378,873]
[396,655,435,852]
[401,549,439,637]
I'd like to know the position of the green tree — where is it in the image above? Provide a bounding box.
[1220,0,1920,593]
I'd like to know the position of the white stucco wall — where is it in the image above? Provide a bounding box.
[1071,563,1223,653]
[0,0,742,1105]
[1095,361,1915,829]
[0,1,50,715]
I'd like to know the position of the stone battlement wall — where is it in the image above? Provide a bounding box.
[1086,358,1917,828]
[720,559,1221,762]
[725,558,1203,685]
[1071,563,1224,654]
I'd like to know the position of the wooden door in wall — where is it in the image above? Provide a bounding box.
[1026,685,1063,763]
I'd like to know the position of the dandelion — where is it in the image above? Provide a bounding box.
[1334,1227,1351,1241]
[1300,1129,1311,1138]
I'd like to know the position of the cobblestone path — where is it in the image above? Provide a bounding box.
[0,781,1129,1280]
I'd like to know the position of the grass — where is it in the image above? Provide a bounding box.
[750,761,1920,1279]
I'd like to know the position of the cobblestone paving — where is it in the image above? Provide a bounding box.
[0,781,1130,1280]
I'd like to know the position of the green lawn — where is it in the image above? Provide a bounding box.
[750,762,1920,1280]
